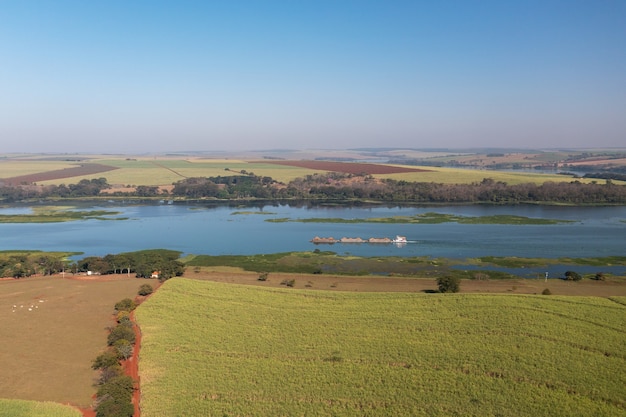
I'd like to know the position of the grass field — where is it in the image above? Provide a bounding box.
[0,275,147,407]
[136,278,626,417]
[0,399,81,417]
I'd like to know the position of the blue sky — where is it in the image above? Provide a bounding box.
[1,1,625,153]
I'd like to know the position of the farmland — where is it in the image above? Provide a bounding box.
[0,275,146,408]
[0,399,81,417]
[136,278,626,417]
[0,154,611,189]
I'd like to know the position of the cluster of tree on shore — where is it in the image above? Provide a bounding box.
[169,173,626,204]
[2,172,626,204]
[0,249,184,279]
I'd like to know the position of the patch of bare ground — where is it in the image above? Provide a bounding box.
[185,269,626,297]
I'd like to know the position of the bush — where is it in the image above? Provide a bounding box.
[437,275,460,293]
[138,283,153,296]
[592,272,606,281]
[257,272,269,281]
[92,350,120,370]
[114,298,137,312]
[113,339,133,360]
[280,279,295,287]
[107,326,136,346]
[542,288,552,295]
[564,271,582,281]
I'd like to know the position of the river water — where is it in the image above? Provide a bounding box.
[1,203,624,277]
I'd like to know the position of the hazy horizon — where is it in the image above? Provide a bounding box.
[1,1,625,153]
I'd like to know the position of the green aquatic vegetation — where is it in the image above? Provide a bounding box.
[231,211,277,215]
[136,279,626,417]
[0,208,124,223]
[478,256,626,268]
[266,212,571,225]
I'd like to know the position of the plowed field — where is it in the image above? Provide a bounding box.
[260,160,430,175]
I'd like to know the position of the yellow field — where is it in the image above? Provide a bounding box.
[378,165,602,185]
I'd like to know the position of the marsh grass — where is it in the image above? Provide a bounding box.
[0,207,123,223]
[266,212,570,225]
[136,279,626,417]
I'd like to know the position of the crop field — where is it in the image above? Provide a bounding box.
[2,155,603,187]
[0,399,81,417]
[0,275,146,407]
[136,278,626,417]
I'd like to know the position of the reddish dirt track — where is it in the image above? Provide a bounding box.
[260,160,430,175]
[2,163,118,185]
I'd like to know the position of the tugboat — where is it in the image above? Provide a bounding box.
[392,235,407,243]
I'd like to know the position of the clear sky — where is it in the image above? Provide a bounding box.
[1,1,625,153]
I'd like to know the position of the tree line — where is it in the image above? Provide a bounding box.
[2,172,626,204]
[0,249,184,279]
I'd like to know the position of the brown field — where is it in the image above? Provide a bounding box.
[185,268,626,297]
[0,274,146,408]
[259,160,431,175]
[2,163,119,185]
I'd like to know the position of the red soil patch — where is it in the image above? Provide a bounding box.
[260,160,430,175]
[2,163,119,185]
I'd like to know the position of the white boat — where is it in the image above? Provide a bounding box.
[392,235,407,243]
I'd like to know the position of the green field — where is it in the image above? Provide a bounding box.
[0,399,81,417]
[136,279,626,417]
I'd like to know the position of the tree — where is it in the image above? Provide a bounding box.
[138,283,153,296]
[92,350,120,370]
[564,270,582,281]
[113,339,133,360]
[437,275,460,293]
[114,298,137,312]
[107,326,136,346]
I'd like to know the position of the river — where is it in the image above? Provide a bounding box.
[1,202,624,277]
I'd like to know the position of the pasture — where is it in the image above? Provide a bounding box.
[0,275,146,407]
[136,278,626,417]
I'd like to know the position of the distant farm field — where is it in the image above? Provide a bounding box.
[136,279,626,417]
[0,275,146,407]
[1,156,604,187]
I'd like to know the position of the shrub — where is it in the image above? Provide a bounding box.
[108,326,136,346]
[138,283,153,296]
[257,272,269,281]
[113,339,134,360]
[92,350,120,370]
[114,298,137,312]
[592,272,606,281]
[542,288,552,295]
[95,395,134,417]
[564,271,582,281]
[280,279,296,287]
[437,275,460,293]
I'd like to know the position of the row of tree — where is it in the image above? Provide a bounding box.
[1,249,184,280]
[91,296,144,417]
[0,178,110,202]
[2,171,626,204]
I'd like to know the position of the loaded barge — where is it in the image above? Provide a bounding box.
[311,235,410,244]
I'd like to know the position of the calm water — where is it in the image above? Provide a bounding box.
[0,203,624,276]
